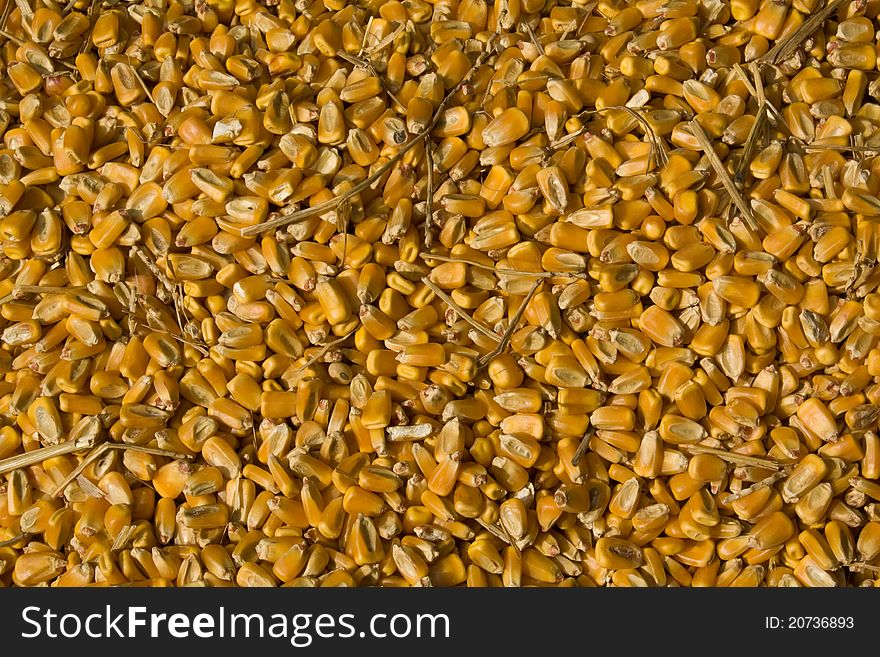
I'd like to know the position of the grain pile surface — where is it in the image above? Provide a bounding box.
[0,0,880,587]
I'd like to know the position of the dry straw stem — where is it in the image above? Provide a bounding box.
[13,284,82,298]
[570,427,598,467]
[561,3,595,40]
[295,328,357,374]
[132,246,174,294]
[78,0,100,56]
[721,470,787,504]
[137,324,209,356]
[549,106,668,167]
[363,20,405,55]
[0,532,30,548]
[0,28,23,45]
[478,278,542,366]
[615,106,669,168]
[523,21,545,57]
[0,435,99,476]
[111,524,138,551]
[335,50,406,113]
[734,103,768,184]
[422,277,501,342]
[48,443,108,499]
[132,245,190,335]
[688,120,759,231]
[686,444,781,470]
[732,67,783,127]
[749,61,767,112]
[13,0,34,20]
[804,143,880,153]
[424,141,435,249]
[242,34,501,238]
[104,443,194,459]
[48,442,195,499]
[731,63,759,98]
[419,252,588,279]
[0,0,13,32]
[823,165,838,198]
[500,521,522,557]
[757,0,849,64]
[76,473,106,498]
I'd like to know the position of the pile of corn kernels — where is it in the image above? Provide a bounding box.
[1,0,880,587]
